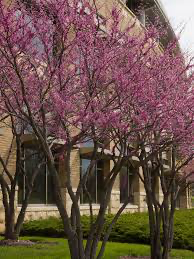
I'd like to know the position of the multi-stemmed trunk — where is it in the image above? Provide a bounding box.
[4,210,17,240]
[145,189,176,259]
[2,182,37,241]
[2,187,20,241]
[145,186,162,259]
[46,148,127,259]
[0,175,18,240]
[141,162,175,259]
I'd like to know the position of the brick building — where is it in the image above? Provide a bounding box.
[0,0,192,232]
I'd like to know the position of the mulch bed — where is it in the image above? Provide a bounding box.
[0,239,59,247]
[119,257,150,259]
[0,239,35,246]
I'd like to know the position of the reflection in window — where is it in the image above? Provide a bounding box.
[120,165,134,203]
[80,159,104,204]
[126,0,138,14]
[165,177,181,208]
[79,139,106,148]
[79,139,94,148]
[174,181,181,209]
[18,147,55,205]
[125,0,146,26]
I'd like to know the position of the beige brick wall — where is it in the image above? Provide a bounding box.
[0,119,16,233]
[64,149,80,215]
[70,149,80,189]
[0,120,16,180]
[19,206,60,221]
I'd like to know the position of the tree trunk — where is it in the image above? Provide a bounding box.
[14,192,31,238]
[146,190,162,259]
[162,221,170,259]
[4,212,17,240]
[68,235,81,259]
[154,226,162,259]
[162,240,170,259]
[149,215,162,259]
[169,217,174,250]
[162,207,175,259]
[4,187,18,240]
[49,161,85,258]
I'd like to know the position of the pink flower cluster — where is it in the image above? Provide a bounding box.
[0,0,194,164]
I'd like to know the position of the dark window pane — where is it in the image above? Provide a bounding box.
[81,159,96,203]
[25,148,46,204]
[97,166,104,203]
[18,174,25,204]
[120,165,134,204]
[18,148,58,205]
[128,170,134,204]
[175,181,180,208]
[47,162,57,204]
[120,166,128,203]
[80,159,104,204]
[165,177,181,208]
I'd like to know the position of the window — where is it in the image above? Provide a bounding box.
[80,159,104,204]
[137,10,146,26]
[15,119,33,134]
[79,139,94,148]
[18,147,55,205]
[174,181,181,209]
[126,0,137,13]
[78,138,107,148]
[165,177,181,208]
[126,0,146,26]
[120,165,134,203]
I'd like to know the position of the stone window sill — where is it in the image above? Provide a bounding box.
[120,203,138,209]
[80,204,100,210]
[17,205,58,212]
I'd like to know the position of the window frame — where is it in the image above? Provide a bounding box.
[120,164,134,204]
[18,146,55,206]
[80,158,103,204]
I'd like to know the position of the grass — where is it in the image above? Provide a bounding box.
[0,236,194,258]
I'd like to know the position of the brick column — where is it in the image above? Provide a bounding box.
[155,177,163,205]
[64,149,80,216]
[109,160,120,214]
[0,189,5,233]
[179,186,190,209]
[134,167,147,212]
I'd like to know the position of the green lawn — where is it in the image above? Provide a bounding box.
[0,236,194,258]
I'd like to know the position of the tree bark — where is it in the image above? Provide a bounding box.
[4,213,16,240]
[68,235,80,259]
[147,198,162,259]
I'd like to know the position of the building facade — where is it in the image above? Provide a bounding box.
[0,0,192,233]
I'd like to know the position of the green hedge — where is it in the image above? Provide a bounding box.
[21,209,194,250]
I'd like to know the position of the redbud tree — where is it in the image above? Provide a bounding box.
[109,32,194,259]
[0,0,194,258]
[0,113,45,240]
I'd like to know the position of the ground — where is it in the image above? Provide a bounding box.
[0,236,194,258]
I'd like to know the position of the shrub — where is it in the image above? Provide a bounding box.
[173,209,194,250]
[21,217,64,237]
[21,209,194,251]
